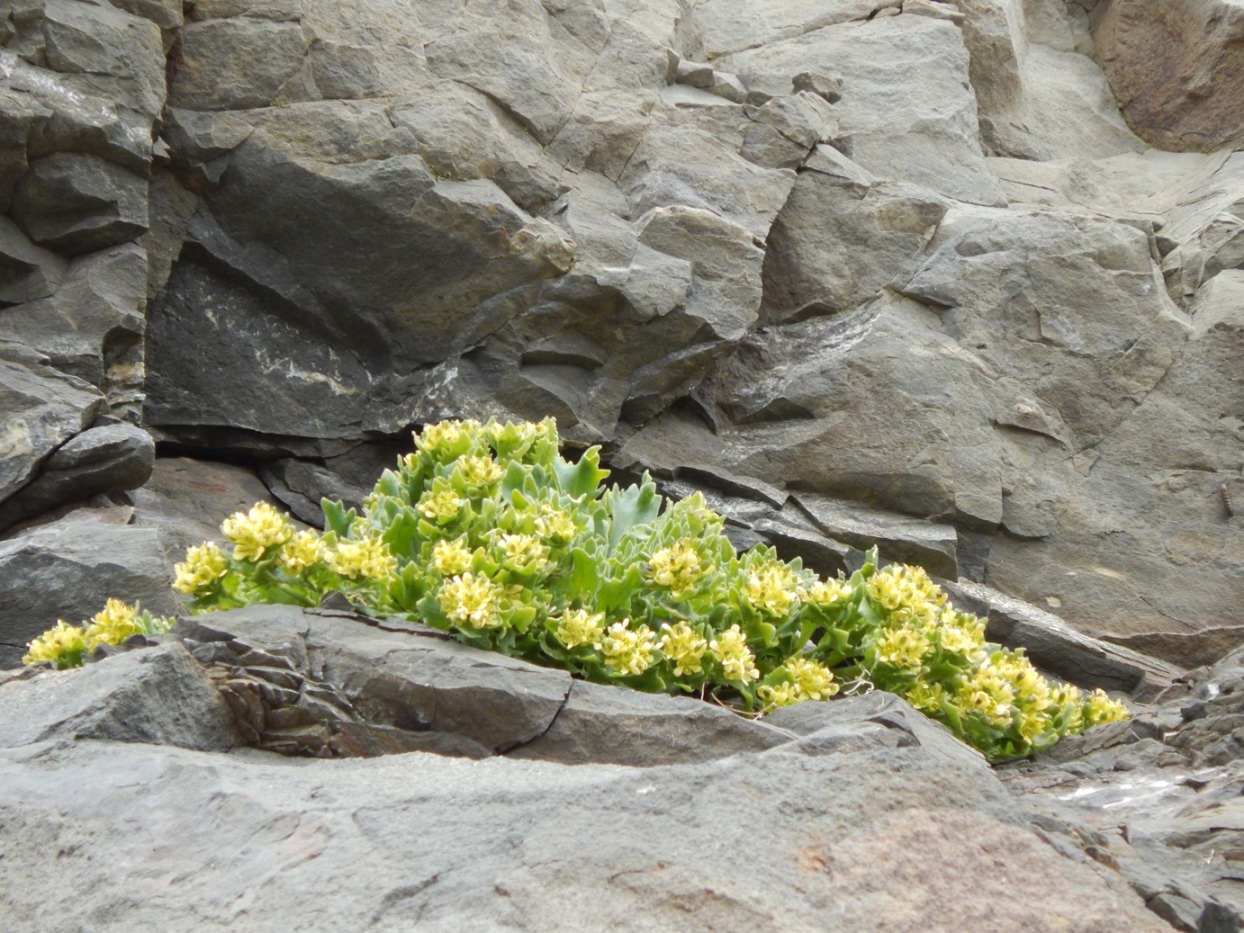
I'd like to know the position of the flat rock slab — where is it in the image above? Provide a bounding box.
[0,734,1170,933]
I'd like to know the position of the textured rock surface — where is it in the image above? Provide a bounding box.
[0,605,1194,933]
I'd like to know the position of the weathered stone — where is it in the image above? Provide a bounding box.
[760,175,949,324]
[0,342,106,509]
[944,579,1184,697]
[509,678,793,766]
[0,510,180,668]
[722,15,1007,206]
[10,152,148,255]
[0,423,154,532]
[169,17,310,111]
[791,492,959,578]
[1093,0,1244,153]
[0,642,238,750]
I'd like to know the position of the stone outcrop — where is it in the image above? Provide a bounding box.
[1,0,1241,650]
[1,2,1243,925]
[0,604,1222,932]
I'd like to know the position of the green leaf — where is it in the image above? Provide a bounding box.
[322,499,356,537]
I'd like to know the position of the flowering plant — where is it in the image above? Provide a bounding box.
[22,599,175,669]
[25,417,1128,759]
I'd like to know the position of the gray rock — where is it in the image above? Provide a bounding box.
[10,152,149,255]
[0,510,179,668]
[943,579,1184,697]
[0,342,106,508]
[722,15,1008,206]
[0,422,154,532]
[509,678,794,766]
[791,491,959,578]
[0,641,238,750]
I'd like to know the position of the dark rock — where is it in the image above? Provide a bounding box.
[0,510,179,668]
[10,152,149,255]
[0,641,238,750]
[0,423,154,532]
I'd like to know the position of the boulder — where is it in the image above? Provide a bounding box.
[1092,0,1244,152]
[0,422,155,532]
[0,510,179,668]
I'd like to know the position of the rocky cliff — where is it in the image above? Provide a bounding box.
[1,0,1243,928]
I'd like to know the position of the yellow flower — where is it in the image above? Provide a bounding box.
[328,537,397,581]
[710,624,760,684]
[648,541,704,598]
[416,419,481,459]
[23,620,87,667]
[600,621,657,677]
[173,541,228,595]
[83,598,142,650]
[418,488,465,523]
[786,656,838,700]
[438,572,503,629]
[1084,688,1129,727]
[875,624,928,670]
[905,680,948,713]
[866,563,948,615]
[535,505,577,544]
[743,563,799,617]
[221,502,294,561]
[554,608,606,648]
[456,454,503,489]
[956,665,1015,728]
[432,537,473,576]
[799,578,852,607]
[757,680,800,709]
[658,621,709,677]
[280,530,325,574]
[497,533,549,573]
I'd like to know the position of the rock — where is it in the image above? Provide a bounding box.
[129,457,286,562]
[10,152,149,255]
[1093,0,1244,152]
[509,678,794,766]
[791,492,959,578]
[0,342,106,509]
[722,15,1008,206]
[0,642,238,750]
[759,174,949,324]
[0,510,179,668]
[0,422,155,532]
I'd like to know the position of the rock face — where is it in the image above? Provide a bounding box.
[0,605,1206,932]
[0,0,1241,651]
[2,1,1244,924]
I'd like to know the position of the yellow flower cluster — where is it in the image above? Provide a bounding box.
[173,541,228,595]
[438,572,502,629]
[647,541,704,598]
[22,620,87,666]
[418,488,465,522]
[221,502,294,561]
[599,621,657,676]
[875,623,929,671]
[658,621,708,676]
[497,533,549,573]
[710,624,759,684]
[456,454,502,489]
[328,537,397,581]
[84,598,145,649]
[758,656,839,709]
[432,537,473,576]
[743,562,800,617]
[416,419,480,459]
[866,563,947,617]
[800,578,853,607]
[554,608,606,648]
[280,530,325,574]
[535,505,576,544]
